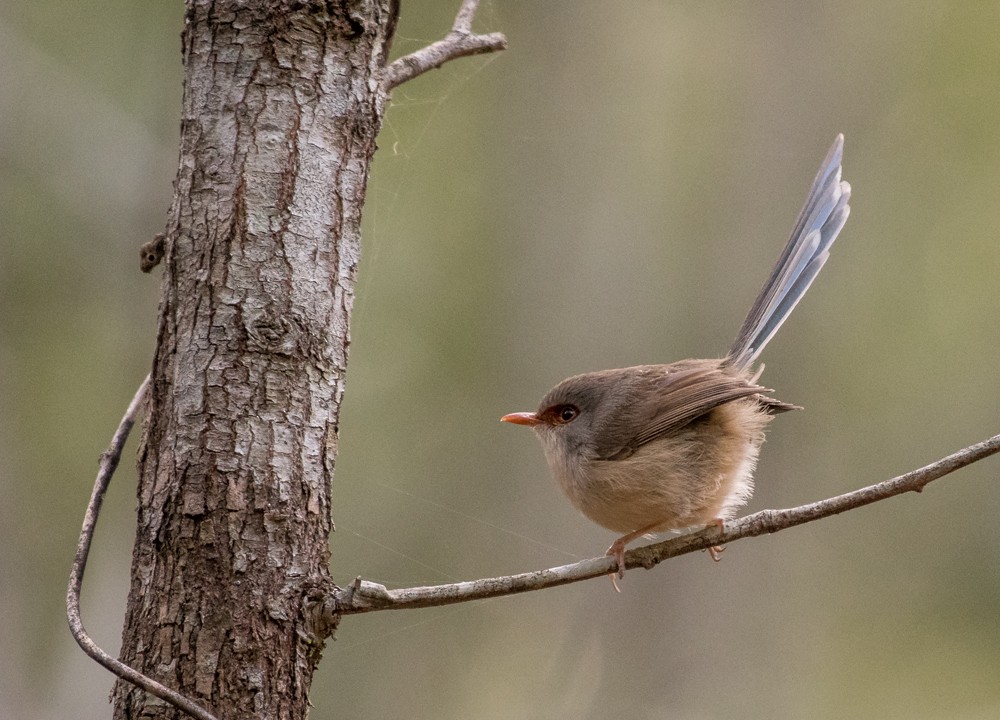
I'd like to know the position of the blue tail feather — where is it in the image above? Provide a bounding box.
[728,135,851,370]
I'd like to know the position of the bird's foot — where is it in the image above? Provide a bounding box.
[706,518,726,562]
[606,539,627,593]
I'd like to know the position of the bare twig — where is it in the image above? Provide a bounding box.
[66,375,220,720]
[382,0,507,91]
[332,432,1000,615]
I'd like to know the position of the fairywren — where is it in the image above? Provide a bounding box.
[502,135,851,585]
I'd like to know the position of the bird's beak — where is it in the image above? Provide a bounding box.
[500,411,540,426]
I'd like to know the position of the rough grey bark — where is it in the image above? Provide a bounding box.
[114,2,395,718]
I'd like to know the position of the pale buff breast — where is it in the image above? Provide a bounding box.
[548,398,773,534]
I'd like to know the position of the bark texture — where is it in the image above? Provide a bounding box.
[115,2,395,718]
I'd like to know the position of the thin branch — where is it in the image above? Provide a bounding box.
[66,375,220,720]
[382,0,507,91]
[72,376,1000,679]
[332,432,1000,615]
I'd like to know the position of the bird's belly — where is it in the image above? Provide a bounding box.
[559,401,771,534]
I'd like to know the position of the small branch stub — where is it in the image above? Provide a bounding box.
[382,0,507,91]
[139,233,165,273]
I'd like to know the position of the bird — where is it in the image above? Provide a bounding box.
[501,135,851,588]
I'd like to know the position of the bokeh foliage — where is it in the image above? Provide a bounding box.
[2,2,999,718]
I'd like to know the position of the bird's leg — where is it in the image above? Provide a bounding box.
[706,518,726,561]
[606,522,664,592]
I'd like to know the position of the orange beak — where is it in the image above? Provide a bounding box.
[500,411,540,426]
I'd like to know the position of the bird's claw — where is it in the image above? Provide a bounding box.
[606,541,626,592]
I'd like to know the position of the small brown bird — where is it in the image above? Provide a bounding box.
[502,135,850,585]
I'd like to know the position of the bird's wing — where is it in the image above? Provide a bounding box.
[597,366,767,461]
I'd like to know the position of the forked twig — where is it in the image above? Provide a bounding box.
[382,0,507,91]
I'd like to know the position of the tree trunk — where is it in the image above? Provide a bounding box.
[114,2,395,718]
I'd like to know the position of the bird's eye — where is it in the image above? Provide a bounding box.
[556,405,579,423]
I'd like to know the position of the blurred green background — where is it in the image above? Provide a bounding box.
[3,2,1000,718]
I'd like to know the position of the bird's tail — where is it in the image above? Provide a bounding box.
[727,134,851,371]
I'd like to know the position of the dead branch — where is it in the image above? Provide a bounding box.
[382,0,507,91]
[70,373,1000,694]
[66,375,220,720]
[331,432,1000,614]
